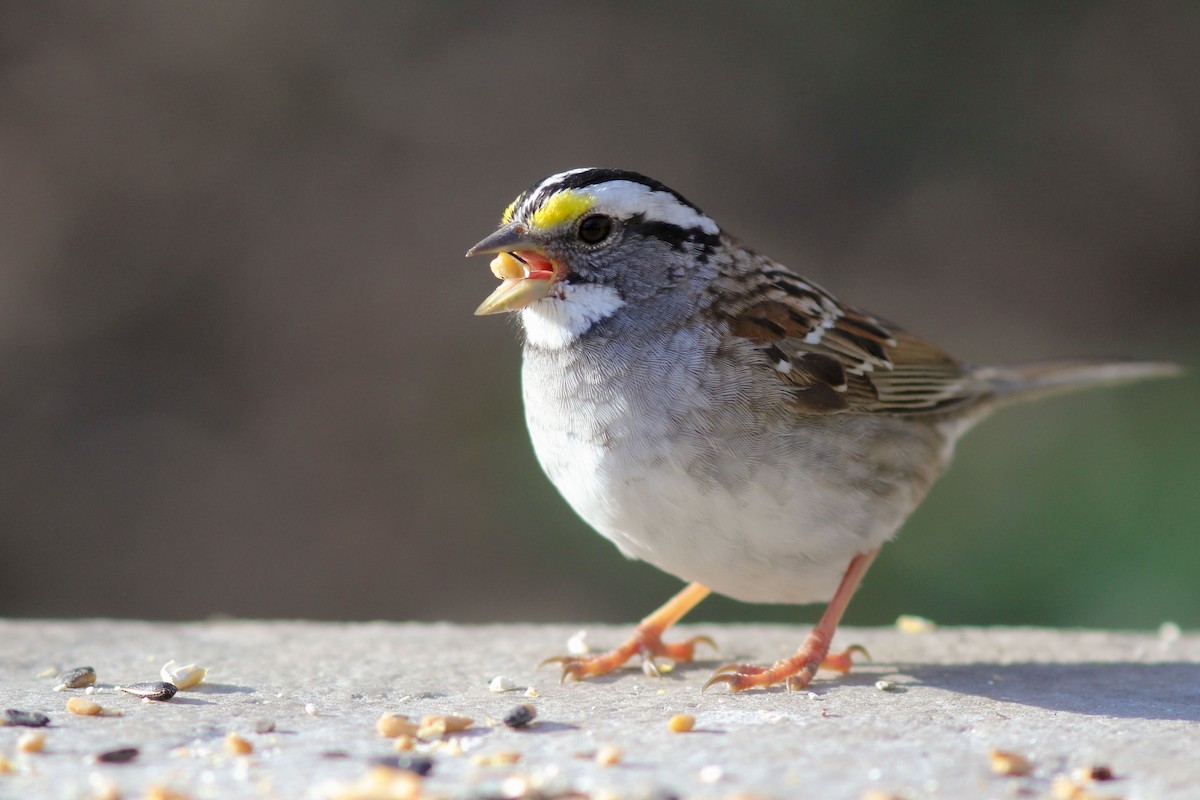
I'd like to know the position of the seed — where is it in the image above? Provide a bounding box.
[144,786,191,800]
[118,682,177,701]
[566,629,590,655]
[875,680,899,692]
[895,615,937,634]
[371,755,433,776]
[393,735,415,752]
[95,747,139,764]
[376,713,418,739]
[0,755,12,773]
[67,697,103,716]
[304,703,318,715]
[1071,765,1116,782]
[253,719,276,734]
[56,666,97,689]
[594,744,622,766]
[667,713,695,732]
[488,675,518,693]
[159,661,207,690]
[471,751,522,766]
[502,704,536,729]
[989,748,1033,776]
[490,253,526,281]
[224,733,253,755]
[17,731,46,753]
[2,709,50,728]
[417,714,472,738]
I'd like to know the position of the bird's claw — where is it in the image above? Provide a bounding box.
[702,644,868,692]
[537,633,718,683]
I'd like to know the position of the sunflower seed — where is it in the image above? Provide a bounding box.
[502,704,536,729]
[95,747,139,764]
[118,682,177,701]
[55,667,97,690]
[3,709,50,728]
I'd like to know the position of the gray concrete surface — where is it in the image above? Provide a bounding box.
[1,620,1197,799]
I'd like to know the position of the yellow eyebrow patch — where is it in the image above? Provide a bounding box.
[528,191,594,232]
[501,196,521,224]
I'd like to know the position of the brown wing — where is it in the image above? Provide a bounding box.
[714,261,988,415]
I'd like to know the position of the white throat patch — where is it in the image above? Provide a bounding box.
[521,282,625,349]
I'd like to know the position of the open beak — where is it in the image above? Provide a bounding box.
[467,224,561,316]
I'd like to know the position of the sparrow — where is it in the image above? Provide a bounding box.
[467,167,1178,691]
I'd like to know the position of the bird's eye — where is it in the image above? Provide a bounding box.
[577,214,614,245]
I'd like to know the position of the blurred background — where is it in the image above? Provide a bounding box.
[0,2,1196,629]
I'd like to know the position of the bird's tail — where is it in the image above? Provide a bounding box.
[973,359,1182,408]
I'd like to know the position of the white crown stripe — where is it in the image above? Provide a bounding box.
[519,170,719,236]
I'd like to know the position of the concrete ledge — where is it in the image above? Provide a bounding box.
[1,620,1197,798]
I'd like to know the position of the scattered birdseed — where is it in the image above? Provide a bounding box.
[224,733,253,756]
[488,675,518,693]
[566,629,590,655]
[35,666,59,679]
[0,754,12,774]
[160,661,207,690]
[471,751,522,766]
[304,703,318,716]
[17,731,46,753]
[698,765,724,783]
[524,687,539,698]
[329,766,423,800]
[989,748,1033,776]
[393,736,415,752]
[144,786,191,800]
[85,686,97,695]
[1072,765,1116,782]
[895,614,937,634]
[861,792,905,800]
[595,745,622,766]
[3,709,50,728]
[417,714,473,738]
[875,680,900,692]
[377,755,433,776]
[118,682,177,701]
[94,747,139,764]
[502,704,536,729]
[55,666,97,690]
[253,719,276,734]
[66,697,103,716]
[667,713,696,733]
[376,713,419,739]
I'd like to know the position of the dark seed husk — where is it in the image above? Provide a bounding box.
[371,754,434,776]
[119,681,177,701]
[3,708,51,727]
[57,666,97,689]
[502,703,536,728]
[95,747,139,764]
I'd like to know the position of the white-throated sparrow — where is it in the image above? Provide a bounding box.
[468,168,1178,691]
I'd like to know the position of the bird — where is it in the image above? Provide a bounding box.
[466,167,1179,692]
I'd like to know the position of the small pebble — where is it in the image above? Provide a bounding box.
[66,697,103,716]
[3,709,50,728]
[595,744,622,766]
[667,713,695,733]
[94,747,139,764]
[55,666,97,690]
[118,682,177,701]
[502,704,536,729]
[875,680,899,692]
[17,731,46,753]
[253,719,276,734]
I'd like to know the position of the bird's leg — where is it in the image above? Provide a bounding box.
[704,549,879,692]
[542,582,715,682]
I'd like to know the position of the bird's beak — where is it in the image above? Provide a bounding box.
[467,223,561,316]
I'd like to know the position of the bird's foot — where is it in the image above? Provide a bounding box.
[541,628,717,683]
[703,637,869,692]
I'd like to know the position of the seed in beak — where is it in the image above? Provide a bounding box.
[490,252,527,281]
